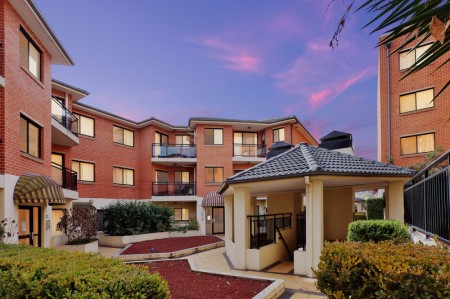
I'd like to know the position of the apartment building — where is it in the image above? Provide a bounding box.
[68,102,317,234]
[0,0,318,247]
[378,37,450,167]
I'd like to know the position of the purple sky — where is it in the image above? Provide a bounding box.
[35,0,379,159]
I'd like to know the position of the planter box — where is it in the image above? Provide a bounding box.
[98,230,202,248]
[58,240,98,254]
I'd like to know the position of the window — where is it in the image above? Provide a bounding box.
[73,113,94,137]
[234,132,257,144]
[400,43,432,70]
[20,28,41,80]
[176,135,191,145]
[400,133,435,155]
[155,132,168,145]
[175,171,190,183]
[400,89,434,113]
[113,126,134,147]
[113,167,134,186]
[205,128,223,145]
[205,167,224,183]
[20,115,41,158]
[72,161,95,182]
[273,128,285,142]
[174,208,190,221]
[156,170,169,183]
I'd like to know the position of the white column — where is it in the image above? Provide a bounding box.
[224,195,233,241]
[42,204,52,248]
[233,187,250,270]
[305,177,324,277]
[388,181,404,222]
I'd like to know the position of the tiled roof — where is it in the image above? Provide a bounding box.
[224,143,415,185]
[188,115,298,124]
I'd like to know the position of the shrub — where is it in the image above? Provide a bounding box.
[59,204,98,244]
[104,201,174,236]
[172,218,200,233]
[314,241,450,299]
[347,220,410,243]
[0,244,170,298]
[366,197,384,219]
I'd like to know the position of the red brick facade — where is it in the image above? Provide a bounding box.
[379,37,450,167]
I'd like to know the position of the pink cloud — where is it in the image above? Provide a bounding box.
[189,37,262,74]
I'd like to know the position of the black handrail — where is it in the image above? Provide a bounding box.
[152,143,196,158]
[152,182,196,196]
[247,213,292,249]
[233,143,266,157]
[51,162,77,191]
[276,226,293,260]
[51,97,78,136]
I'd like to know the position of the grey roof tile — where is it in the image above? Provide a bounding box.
[225,143,415,184]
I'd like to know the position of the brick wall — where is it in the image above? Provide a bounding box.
[2,1,53,177]
[379,37,450,167]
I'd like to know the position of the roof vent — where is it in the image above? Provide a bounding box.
[319,130,354,155]
[266,141,293,159]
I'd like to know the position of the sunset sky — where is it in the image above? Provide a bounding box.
[35,0,380,158]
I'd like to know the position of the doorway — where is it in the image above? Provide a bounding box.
[18,206,41,247]
[205,207,224,234]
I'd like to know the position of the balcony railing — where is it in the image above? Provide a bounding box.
[152,144,196,158]
[152,182,196,196]
[248,213,292,249]
[233,144,266,157]
[51,97,78,136]
[51,162,77,191]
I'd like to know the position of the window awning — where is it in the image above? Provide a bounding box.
[13,173,65,205]
[202,191,224,207]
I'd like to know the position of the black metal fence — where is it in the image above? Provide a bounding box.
[248,213,291,249]
[296,212,306,249]
[152,182,196,196]
[152,144,196,158]
[404,150,450,244]
[51,162,77,191]
[51,97,78,136]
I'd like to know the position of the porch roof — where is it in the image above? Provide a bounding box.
[13,173,65,205]
[219,143,415,193]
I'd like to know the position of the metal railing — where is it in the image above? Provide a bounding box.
[51,97,78,136]
[152,144,196,158]
[404,150,450,244]
[248,213,292,249]
[51,162,77,191]
[296,212,306,249]
[233,144,266,157]
[152,182,196,196]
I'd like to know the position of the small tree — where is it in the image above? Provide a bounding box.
[59,204,98,245]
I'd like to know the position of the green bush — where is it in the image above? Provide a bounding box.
[0,244,170,298]
[104,201,174,236]
[172,218,200,233]
[366,197,384,219]
[314,241,450,299]
[347,220,410,243]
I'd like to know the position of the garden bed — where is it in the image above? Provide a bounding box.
[98,230,202,247]
[145,259,277,299]
[117,236,224,261]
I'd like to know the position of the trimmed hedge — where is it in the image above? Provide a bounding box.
[347,220,410,243]
[104,201,174,236]
[0,244,170,298]
[314,241,450,298]
[366,197,384,219]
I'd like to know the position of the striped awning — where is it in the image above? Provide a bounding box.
[202,191,224,207]
[13,173,65,205]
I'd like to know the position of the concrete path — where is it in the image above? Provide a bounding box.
[98,246,325,298]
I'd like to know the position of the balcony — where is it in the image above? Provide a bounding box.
[233,144,266,164]
[152,144,196,166]
[51,162,77,191]
[152,182,196,196]
[51,97,79,146]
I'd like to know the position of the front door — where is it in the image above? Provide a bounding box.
[205,207,225,235]
[18,206,41,247]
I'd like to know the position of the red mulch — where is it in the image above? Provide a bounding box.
[146,260,272,299]
[121,236,223,255]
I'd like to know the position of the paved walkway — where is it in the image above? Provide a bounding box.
[99,245,325,298]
